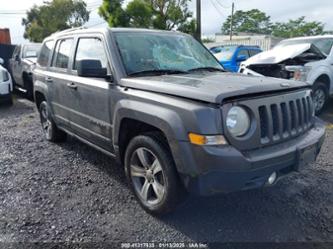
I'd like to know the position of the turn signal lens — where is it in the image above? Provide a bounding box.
[188,133,227,146]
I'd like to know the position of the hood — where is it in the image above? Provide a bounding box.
[120,73,309,104]
[243,43,316,66]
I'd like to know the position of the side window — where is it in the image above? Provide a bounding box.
[237,49,250,59]
[249,49,261,57]
[73,37,108,70]
[12,46,21,59]
[52,39,74,69]
[38,40,54,67]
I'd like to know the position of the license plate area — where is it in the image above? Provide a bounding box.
[296,144,317,171]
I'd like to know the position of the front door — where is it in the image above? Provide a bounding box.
[67,36,113,152]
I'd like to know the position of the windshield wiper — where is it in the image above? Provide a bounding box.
[128,69,189,77]
[188,67,225,72]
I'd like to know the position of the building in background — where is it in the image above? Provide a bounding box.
[0,28,15,71]
[0,28,11,45]
[205,33,283,51]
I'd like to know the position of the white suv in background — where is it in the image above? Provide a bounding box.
[240,35,333,114]
[0,58,13,105]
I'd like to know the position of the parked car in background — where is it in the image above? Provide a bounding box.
[0,57,13,105]
[33,28,325,215]
[9,43,41,99]
[210,45,262,72]
[240,35,333,114]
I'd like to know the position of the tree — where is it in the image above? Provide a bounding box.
[126,0,153,28]
[99,0,130,27]
[22,0,89,42]
[272,17,324,38]
[99,0,193,32]
[178,19,196,36]
[221,9,272,35]
[147,0,192,30]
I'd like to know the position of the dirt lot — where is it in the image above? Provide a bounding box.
[0,95,332,244]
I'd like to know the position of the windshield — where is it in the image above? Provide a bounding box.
[23,44,41,58]
[210,46,237,61]
[114,32,222,75]
[276,38,333,56]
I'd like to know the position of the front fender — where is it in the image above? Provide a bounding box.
[113,99,190,174]
[306,63,333,89]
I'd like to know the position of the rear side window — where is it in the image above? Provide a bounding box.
[38,40,54,67]
[0,70,9,82]
[73,37,108,70]
[52,39,74,69]
[237,49,250,59]
[249,49,261,57]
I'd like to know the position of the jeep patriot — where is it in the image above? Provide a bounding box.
[33,28,326,215]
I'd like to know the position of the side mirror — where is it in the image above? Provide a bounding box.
[236,54,247,62]
[77,59,108,79]
[0,58,3,65]
[15,54,20,61]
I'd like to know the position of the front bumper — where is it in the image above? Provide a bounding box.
[176,118,326,196]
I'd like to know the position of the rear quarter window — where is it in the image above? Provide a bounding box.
[38,40,54,67]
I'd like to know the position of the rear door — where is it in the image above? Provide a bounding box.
[67,35,113,152]
[48,38,75,131]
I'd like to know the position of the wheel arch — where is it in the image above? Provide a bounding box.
[314,74,330,91]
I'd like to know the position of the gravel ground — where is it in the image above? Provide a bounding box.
[0,96,332,244]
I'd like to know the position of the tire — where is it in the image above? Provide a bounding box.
[312,82,328,115]
[7,95,13,106]
[39,101,66,142]
[124,132,185,215]
[24,76,34,100]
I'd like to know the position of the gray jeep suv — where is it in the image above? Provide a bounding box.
[33,28,326,215]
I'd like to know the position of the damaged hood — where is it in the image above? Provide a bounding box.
[121,73,309,104]
[243,43,320,66]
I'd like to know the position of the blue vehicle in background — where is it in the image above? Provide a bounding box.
[210,45,262,72]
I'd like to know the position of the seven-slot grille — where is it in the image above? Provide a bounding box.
[258,94,313,145]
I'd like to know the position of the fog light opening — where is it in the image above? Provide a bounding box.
[267,172,277,185]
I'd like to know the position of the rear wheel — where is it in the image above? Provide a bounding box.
[23,76,34,100]
[125,132,185,215]
[313,82,328,115]
[39,101,66,142]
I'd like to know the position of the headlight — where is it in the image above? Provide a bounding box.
[285,65,311,81]
[226,106,250,137]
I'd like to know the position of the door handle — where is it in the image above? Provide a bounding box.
[67,82,78,90]
[45,77,53,83]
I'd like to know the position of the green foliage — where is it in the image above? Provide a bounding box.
[221,9,325,38]
[272,17,324,38]
[98,0,129,27]
[126,0,153,28]
[222,9,272,35]
[99,0,193,33]
[148,0,192,30]
[178,19,196,36]
[22,0,89,42]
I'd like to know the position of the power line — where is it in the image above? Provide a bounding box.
[214,0,232,9]
[209,0,227,18]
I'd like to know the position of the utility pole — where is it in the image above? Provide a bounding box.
[230,2,234,41]
[196,0,201,41]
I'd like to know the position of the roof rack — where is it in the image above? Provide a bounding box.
[53,26,87,36]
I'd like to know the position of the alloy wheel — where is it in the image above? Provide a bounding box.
[40,104,52,140]
[130,147,166,206]
[313,88,326,113]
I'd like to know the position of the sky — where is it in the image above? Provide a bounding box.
[0,0,333,44]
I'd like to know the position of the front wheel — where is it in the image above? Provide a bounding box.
[125,133,185,215]
[313,82,328,115]
[39,101,66,142]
